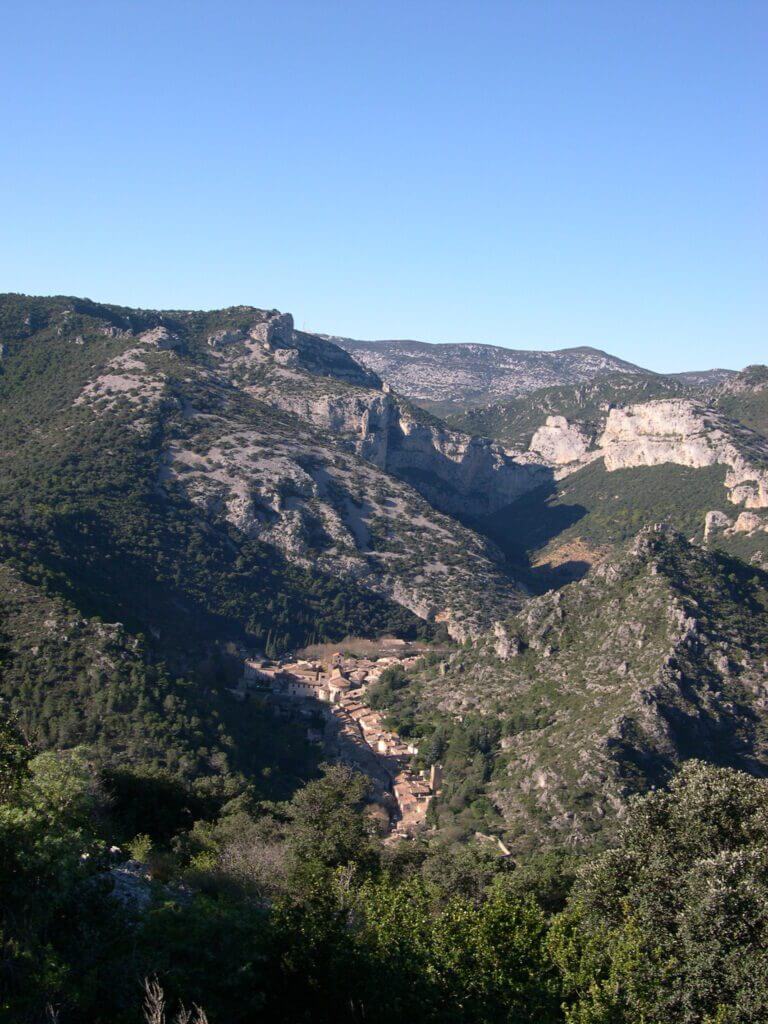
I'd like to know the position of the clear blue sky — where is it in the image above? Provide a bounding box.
[2,1,765,372]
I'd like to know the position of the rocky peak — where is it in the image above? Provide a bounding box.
[204,310,382,389]
[247,310,295,347]
[626,521,683,560]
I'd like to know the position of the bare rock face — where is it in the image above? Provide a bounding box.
[492,621,520,660]
[205,312,380,388]
[138,326,183,350]
[732,511,768,534]
[516,398,768,515]
[598,400,768,508]
[208,328,247,348]
[366,407,549,516]
[261,387,550,517]
[529,415,594,466]
[273,347,300,368]
[600,401,720,470]
[207,312,295,350]
[107,860,154,911]
[248,311,295,347]
[704,510,732,539]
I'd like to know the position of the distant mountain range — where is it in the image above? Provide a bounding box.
[327,335,737,408]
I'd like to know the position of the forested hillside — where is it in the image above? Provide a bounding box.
[2,294,768,1024]
[0,293,530,643]
[0,295,453,787]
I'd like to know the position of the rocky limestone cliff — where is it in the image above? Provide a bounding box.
[704,508,768,540]
[528,415,596,467]
[276,391,549,517]
[599,400,768,508]
[241,339,550,518]
[205,311,381,388]
[522,399,768,509]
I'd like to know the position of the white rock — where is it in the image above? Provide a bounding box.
[732,511,766,534]
[704,510,731,539]
[598,400,768,508]
[529,416,593,465]
[138,325,183,350]
[248,311,294,347]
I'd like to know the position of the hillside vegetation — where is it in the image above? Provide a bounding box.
[4,716,768,1024]
[376,527,768,850]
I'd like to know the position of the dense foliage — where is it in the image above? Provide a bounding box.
[2,710,767,1024]
[0,561,323,802]
[552,761,768,1023]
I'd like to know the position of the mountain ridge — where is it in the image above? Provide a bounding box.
[0,293,535,648]
[328,333,739,409]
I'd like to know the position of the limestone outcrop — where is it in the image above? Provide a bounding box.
[704,510,731,539]
[732,511,768,534]
[138,325,183,350]
[206,311,380,388]
[598,400,768,508]
[247,311,295,347]
[529,415,595,466]
[521,399,768,510]
[704,508,768,539]
[258,385,550,518]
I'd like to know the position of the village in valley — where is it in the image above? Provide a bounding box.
[232,639,443,836]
